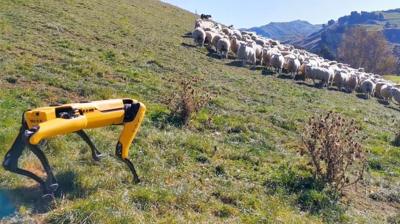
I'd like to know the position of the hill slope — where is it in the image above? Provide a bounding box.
[290,9,400,60]
[0,0,399,223]
[245,20,321,42]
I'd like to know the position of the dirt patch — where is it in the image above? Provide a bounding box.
[342,185,399,220]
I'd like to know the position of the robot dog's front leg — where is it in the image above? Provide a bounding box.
[3,119,59,196]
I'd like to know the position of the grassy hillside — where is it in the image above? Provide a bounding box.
[0,0,399,223]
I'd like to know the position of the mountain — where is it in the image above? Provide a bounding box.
[289,9,400,60]
[0,0,399,223]
[245,20,322,42]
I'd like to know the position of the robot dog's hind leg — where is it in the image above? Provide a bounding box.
[76,130,103,161]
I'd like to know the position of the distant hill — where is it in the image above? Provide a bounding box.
[244,20,322,42]
[289,9,400,60]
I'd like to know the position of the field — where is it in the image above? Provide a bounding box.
[0,0,399,223]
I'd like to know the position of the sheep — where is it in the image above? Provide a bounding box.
[222,27,233,36]
[189,18,399,106]
[253,44,263,64]
[374,82,387,98]
[283,56,301,77]
[332,70,348,91]
[194,19,214,30]
[217,38,231,59]
[232,30,242,40]
[211,33,223,50]
[380,84,393,102]
[391,87,400,105]
[192,28,206,47]
[344,73,358,93]
[360,79,376,99]
[305,65,333,87]
[262,48,272,68]
[205,31,215,48]
[237,42,256,66]
[270,53,284,73]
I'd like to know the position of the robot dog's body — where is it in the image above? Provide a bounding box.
[3,98,146,196]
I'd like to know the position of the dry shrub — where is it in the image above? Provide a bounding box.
[300,111,367,192]
[164,76,214,126]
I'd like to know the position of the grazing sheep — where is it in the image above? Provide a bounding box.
[270,54,285,73]
[217,38,231,59]
[189,18,399,107]
[305,65,333,87]
[237,42,256,66]
[230,37,240,55]
[332,70,348,91]
[374,82,387,98]
[380,84,393,102]
[253,44,263,64]
[212,33,223,50]
[192,28,206,47]
[344,74,358,93]
[360,79,376,99]
[205,31,215,48]
[391,87,400,105]
[262,48,272,68]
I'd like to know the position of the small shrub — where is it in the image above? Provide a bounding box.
[300,111,367,192]
[265,164,345,222]
[164,77,215,126]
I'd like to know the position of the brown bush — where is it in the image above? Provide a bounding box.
[164,76,214,126]
[337,27,398,75]
[300,111,367,192]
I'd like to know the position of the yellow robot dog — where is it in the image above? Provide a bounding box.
[3,98,146,196]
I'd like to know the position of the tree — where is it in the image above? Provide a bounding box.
[337,27,398,75]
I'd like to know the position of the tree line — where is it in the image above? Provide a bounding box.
[337,26,398,75]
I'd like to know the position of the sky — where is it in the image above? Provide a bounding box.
[162,0,400,28]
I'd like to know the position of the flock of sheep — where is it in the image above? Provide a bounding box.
[192,18,400,106]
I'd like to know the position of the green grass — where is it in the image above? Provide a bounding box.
[0,0,399,223]
[384,75,400,84]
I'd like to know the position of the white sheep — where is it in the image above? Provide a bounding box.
[192,28,206,47]
[262,48,272,68]
[305,65,333,87]
[217,38,231,59]
[270,53,285,73]
[237,42,256,66]
[253,44,263,64]
[344,73,358,93]
[380,84,393,102]
[222,27,233,36]
[211,33,223,50]
[205,31,215,48]
[332,70,348,91]
[374,82,387,98]
[283,56,301,77]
